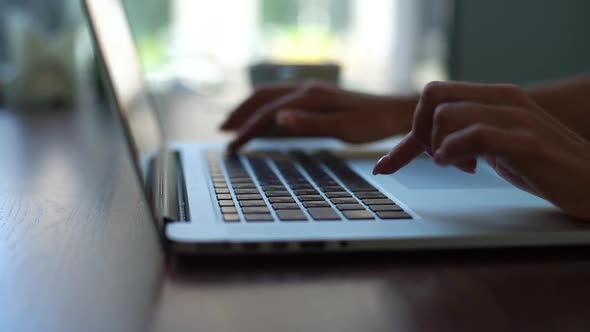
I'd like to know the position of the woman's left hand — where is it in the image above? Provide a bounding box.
[373,81,590,220]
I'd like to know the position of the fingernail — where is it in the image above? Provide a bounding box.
[276,111,296,127]
[219,118,232,130]
[455,164,474,173]
[372,155,389,175]
[434,151,445,165]
[226,141,237,153]
[461,159,477,173]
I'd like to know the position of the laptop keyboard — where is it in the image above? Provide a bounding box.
[206,151,411,223]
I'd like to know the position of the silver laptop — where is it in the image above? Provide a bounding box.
[83,0,590,255]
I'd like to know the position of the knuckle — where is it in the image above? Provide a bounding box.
[516,132,542,152]
[496,83,530,104]
[469,124,491,147]
[423,80,445,91]
[433,103,455,127]
[514,108,537,127]
[497,83,522,95]
[421,81,446,102]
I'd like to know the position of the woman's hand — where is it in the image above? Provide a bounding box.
[373,81,590,220]
[221,81,416,151]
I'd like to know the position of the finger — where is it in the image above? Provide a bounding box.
[414,81,533,153]
[455,158,478,174]
[430,102,521,154]
[485,156,497,169]
[434,124,536,167]
[276,109,347,138]
[220,83,299,130]
[227,90,313,152]
[372,132,477,175]
[372,133,423,175]
[493,160,539,195]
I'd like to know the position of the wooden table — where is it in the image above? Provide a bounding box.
[3,94,590,332]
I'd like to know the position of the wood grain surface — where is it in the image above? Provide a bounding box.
[3,94,590,332]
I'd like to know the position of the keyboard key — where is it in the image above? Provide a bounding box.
[223,213,240,222]
[343,210,374,220]
[294,189,319,195]
[302,201,330,208]
[276,209,307,221]
[307,207,340,221]
[239,200,267,207]
[262,185,286,191]
[317,181,339,187]
[231,178,253,184]
[298,195,324,201]
[216,193,232,200]
[215,187,230,194]
[272,203,300,209]
[213,181,227,188]
[265,191,291,197]
[336,203,366,211]
[325,192,352,198]
[242,206,270,214]
[269,197,296,203]
[219,200,235,207]
[259,180,282,186]
[245,213,274,222]
[369,204,403,212]
[320,185,343,191]
[363,198,395,205]
[234,188,259,194]
[237,194,263,200]
[233,183,257,189]
[290,176,308,182]
[290,184,314,190]
[355,192,387,199]
[376,211,412,219]
[330,197,357,204]
[221,206,237,213]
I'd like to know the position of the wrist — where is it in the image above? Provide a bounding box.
[388,94,418,134]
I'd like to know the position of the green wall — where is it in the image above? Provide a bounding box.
[450,0,590,84]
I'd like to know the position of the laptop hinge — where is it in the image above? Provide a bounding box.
[151,149,189,228]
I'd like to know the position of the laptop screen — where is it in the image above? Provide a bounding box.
[83,0,164,184]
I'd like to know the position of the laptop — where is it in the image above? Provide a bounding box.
[83,0,590,255]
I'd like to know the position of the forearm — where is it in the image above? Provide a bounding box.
[386,94,418,133]
[525,74,590,139]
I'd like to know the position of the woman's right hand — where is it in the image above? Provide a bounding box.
[372,81,590,220]
[221,81,417,152]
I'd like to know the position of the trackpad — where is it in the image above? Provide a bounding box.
[393,156,510,189]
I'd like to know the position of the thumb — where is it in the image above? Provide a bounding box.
[276,109,344,138]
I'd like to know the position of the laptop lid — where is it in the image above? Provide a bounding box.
[83,0,179,226]
[84,0,164,176]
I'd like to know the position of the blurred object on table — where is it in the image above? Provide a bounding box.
[249,62,340,88]
[0,0,95,109]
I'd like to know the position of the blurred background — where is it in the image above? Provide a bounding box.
[0,0,589,108]
[118,0,451,98]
